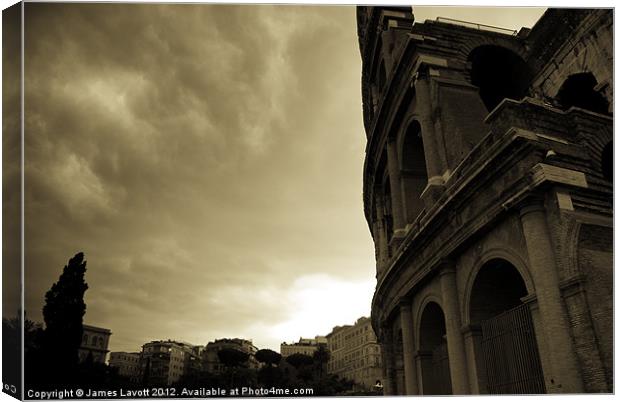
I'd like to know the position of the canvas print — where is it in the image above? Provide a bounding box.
[2,3,614,399]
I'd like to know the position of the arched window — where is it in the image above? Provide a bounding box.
[401,120,427,223]
[418,302,451,395]
[91,336,98,346]
[83,334,88,344]
[468,45,531,112]
[556,72,610,115]
[602,141,613,182]
[401,121,427,176]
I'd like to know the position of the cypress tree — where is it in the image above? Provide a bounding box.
[42,252,88,384]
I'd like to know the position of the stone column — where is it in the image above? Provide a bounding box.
[415,350,433,394]
[374,196,389,274]
[461,324,485,394]
[519,201,584,393]
[381,327,396,395]
[399,300,419,394]
[439,264,470,394]
[386,139,406,239]
[412,70,446,189]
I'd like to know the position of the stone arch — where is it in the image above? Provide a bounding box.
[465,257,546,394]
[396,114,421,166]
[555,72,610,114]
[462,248,535,325]
[416,300,452,395]
[414,293,444,350]
[536,18,613,105]
[398,118,428,223]
[387,82,417,143]
[467,45,532,112]
[469,259,528,324]
[460,36,528,63]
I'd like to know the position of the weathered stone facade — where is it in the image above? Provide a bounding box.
[357,7,612,395]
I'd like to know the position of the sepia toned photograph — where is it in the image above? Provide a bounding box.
[1,2,614,399]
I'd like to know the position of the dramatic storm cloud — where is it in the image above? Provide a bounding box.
[20,4,545,352]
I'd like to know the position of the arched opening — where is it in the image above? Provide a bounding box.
[601,141,613,182]
[556,72,609,115]
[469,259,545,394]
[468,45,531,112]
[401,120,428,223]
[418,302,452,395]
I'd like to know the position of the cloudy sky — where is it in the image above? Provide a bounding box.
[18,4,545,353]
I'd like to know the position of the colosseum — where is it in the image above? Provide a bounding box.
[358,7,613,395]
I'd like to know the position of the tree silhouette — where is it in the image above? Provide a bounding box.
[23,316,45,388]
[255,349,281,367]
[3,315,22,396]
[254,349,283,388]
[217,348,249,388]
[285,353,313,369]
[42,252,89,384]
[217,348,249,368]
[313,344,330,379]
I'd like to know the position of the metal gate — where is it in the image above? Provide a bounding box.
[481,303,546,394]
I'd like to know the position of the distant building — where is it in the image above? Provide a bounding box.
[280,336,327,358]
[204,338,259,374]
[326,317,383,391]
[109,352,142,383]
[140,340,201,386]
[79,324,112,364]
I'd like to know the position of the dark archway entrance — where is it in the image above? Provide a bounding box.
[418,302,452,395]
[556,72,610,115]
[470,259,545,394]
[468,45,531,112]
